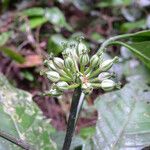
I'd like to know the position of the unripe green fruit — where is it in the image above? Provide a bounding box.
[101,79,115,91]
[77,42,87,56]
[64,57,75,71]
[99,56,119,71]
[53,57,64,69]
[56,81,69,91]
[98,72,111,82]
[90,54,100,67]
[80,54,89,66]
[46,71,60,82]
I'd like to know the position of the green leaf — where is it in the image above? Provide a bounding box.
[20,71,34,81]
[21,7,71,30]
[47,34,67,55]
[79,127,96,139]
[96,0,131,8]
[128,41,150,69]
[22,7,44,17]
[51,132,84,150]
[85,75,150,149]
[45,7,71,30]
[20,17,47,31]
[109,41,150,69]
[128,30,150,42]
[121,19,146,32]
[0,47,25,63]
[72,0,91,11]
[0,31,12,46]
[0,74,57,150]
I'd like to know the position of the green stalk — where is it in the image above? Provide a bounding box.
[87,69,101,79]
[67,84,80,90]
[96,33,135,55]
[89,77,100,83]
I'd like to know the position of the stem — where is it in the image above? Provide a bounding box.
[62,86,84,150]
[0,130,32,150]
[96,33,134,55]
[87,69,101,79]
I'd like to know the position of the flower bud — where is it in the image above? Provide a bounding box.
[99,56,119,71]
[101,79,116,91]
[90,54,101,67]
[53,57,64,69]
[45,71,60,82]
[98,72,111,82]
[56,81,69,91]
[64,57,75,71]
[77,42,87,56]
[79,54,89,66]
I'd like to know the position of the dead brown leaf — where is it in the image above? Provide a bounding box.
[17,55,43,68]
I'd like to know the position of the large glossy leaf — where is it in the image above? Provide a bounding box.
[128,41,150,69]
[0,73,57,150]
[84,75,150,150]
[128,30,150,42]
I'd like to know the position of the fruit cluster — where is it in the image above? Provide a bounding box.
[41,39,120,96]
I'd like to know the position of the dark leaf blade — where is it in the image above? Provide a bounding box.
[129,30,150,42]
[128,41,150,69]
[109,41,150,69]
[0,47,25,63]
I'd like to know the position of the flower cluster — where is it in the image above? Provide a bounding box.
[41,39,120,96]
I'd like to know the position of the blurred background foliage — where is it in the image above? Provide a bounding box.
[0,0,150,149]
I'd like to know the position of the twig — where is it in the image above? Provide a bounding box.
[0,130,32,150]
[62,86,84,150]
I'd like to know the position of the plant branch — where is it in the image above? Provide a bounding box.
[62,86,84,150]
[96,33,135,55]
[0,130,32,150]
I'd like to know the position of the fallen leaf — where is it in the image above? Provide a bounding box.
[17,55,43,68]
